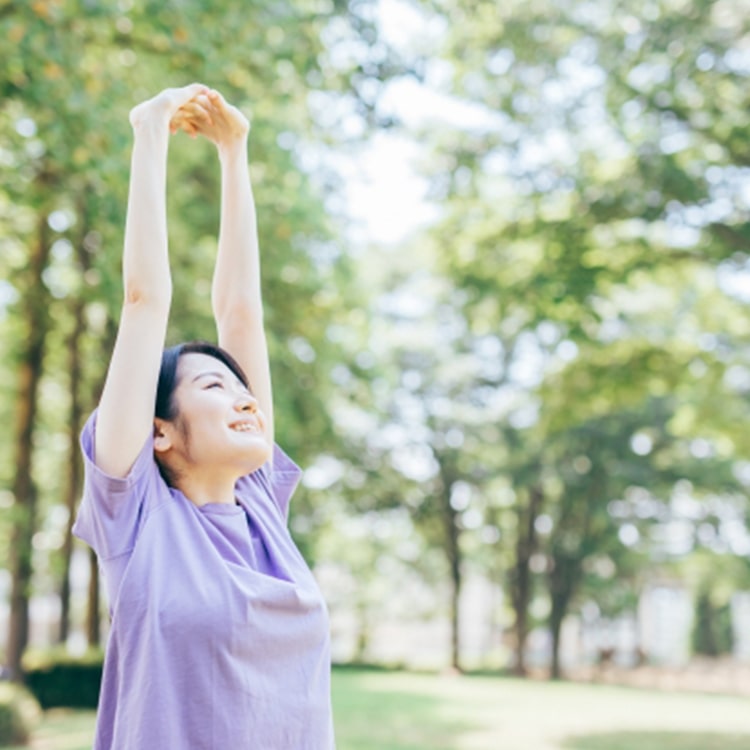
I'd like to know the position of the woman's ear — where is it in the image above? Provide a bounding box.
[153,419,173,455]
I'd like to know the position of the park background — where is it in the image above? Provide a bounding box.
[1,0,750,747]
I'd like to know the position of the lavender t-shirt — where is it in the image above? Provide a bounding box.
[73,411,335,750]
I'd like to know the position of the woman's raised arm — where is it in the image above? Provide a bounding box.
[95,84,208,478]
[174,91,275,446]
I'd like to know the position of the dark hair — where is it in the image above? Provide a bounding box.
[155,341,250,421]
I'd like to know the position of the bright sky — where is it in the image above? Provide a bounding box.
[335,0,503,245]
[352,0,750,307]
[335,132,437,246]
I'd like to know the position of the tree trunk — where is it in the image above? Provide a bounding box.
[6,213,53,682]
[438,465,462,672]
[354,599,369,663]
[58,296,86,643]
[548,555,577,680]
[549,588,568,680]
[86,548,101,647]
[447,505,461,672]
[58,203,94,644]
[510,484,543,676]
[82,317,118,647]
[547,473,600,680]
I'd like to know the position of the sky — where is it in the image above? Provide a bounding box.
[330,0,502,246]
[351,0,750,313]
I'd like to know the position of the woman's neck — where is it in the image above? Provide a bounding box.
[173,468,239,507]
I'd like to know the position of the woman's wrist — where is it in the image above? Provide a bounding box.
[217,136,248,163]
[131,118,171,148]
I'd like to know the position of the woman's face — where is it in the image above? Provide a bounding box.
[160,352,271,476]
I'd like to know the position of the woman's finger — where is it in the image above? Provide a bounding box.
[165,82,209,112]
[204,89,250,136]
[169,102,213,137]
[180,101,213,124]
[181,120,198,138]
[130,83,211,130]
[168,111,198,137]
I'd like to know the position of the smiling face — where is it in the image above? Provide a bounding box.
[154,352,271,482]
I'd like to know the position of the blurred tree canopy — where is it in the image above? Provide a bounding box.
[328,0,750,673]
[410,0,750,672]
[2,0,750,680]
[0,0,392,679]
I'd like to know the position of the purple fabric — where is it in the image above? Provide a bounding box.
[73,411,335,749]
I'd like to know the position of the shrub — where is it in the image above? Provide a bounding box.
[22,649,103,710]
[691,588,733,657]
[0,682,40,746]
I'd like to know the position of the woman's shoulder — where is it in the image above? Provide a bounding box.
[80,408,161,490]
[236,443,303,520]
[74,409,171,561]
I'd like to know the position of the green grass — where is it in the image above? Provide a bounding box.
[8,669,750,749]
[563,732,750,750]
[332,670,750,750]
[3,708,94,750]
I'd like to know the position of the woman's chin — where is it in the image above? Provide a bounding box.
[240,439,272,474]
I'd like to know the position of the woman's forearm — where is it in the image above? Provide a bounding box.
[174,89,274,439]
[122,124,173,307]
[212,139,262,322]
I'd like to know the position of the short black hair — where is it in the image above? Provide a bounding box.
[155,341,250,421]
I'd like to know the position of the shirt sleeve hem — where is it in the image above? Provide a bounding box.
[80,410,155,493]
[239,442,302,520]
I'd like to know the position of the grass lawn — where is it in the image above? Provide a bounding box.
[332,669,750,750]
[10,668,750,749]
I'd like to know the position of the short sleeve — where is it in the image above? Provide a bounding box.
[72,410,165,561]
[236,443,303,521]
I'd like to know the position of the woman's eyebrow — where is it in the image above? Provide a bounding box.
[191,371,226,383]
[192,370,252,393]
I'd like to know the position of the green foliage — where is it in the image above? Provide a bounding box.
[22,649,104,710]
[691,588,733,657]
[0,682,40,747]
[390,0,750,671]
[0,0,389,657]
[3,0,750,677]
[564,732,750,750]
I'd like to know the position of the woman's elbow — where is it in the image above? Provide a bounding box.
[123,280,173,311]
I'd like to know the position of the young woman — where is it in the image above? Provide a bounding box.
[73,84,335,749]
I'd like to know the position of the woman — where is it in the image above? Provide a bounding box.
[73,84,335,749]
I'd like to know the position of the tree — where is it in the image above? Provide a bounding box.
[692,587,732,657]
[1,0,393,674]
[390,0,750,676]
[6,206,54,681]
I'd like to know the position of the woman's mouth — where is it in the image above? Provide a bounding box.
[230,421,260,433]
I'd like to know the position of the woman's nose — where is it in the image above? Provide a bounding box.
[235,393,258,412]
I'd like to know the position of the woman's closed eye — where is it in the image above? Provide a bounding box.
[205,381,223,389]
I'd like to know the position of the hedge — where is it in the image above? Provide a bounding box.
[22,649,103,710]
